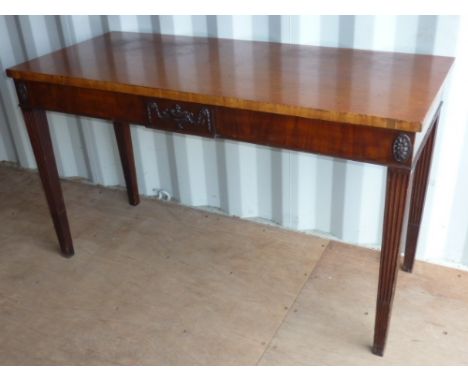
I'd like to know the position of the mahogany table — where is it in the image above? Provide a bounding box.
[6,32,454,356]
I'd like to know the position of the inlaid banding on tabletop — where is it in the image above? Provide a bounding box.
[5,31,454,133]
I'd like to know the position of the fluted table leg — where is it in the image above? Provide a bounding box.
[402,118,439,273]
[372,167,411,356]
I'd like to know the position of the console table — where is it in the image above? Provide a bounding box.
[6,32,454,356]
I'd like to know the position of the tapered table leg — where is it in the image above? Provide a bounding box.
[402,119,438,273]
[22,109,74,257]
[372,167,411,356]
[113,122,140,206]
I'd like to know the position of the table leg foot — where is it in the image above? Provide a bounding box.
[372,344,384,357]
[53,210,75,257]
[373,167,410,356]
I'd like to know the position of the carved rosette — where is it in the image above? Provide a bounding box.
[392,133,412,163]
[16,81,28,106]
[146,101,212,132]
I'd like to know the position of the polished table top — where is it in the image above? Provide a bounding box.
[7,31,454,132]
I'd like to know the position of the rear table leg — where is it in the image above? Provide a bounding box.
[113,121,140,206]
[402,119,438,273]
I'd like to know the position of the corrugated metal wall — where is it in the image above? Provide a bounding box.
[1,15,467,268]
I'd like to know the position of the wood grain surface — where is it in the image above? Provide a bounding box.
[6,32,454,132]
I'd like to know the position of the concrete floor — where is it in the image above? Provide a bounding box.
[0,164,467,365]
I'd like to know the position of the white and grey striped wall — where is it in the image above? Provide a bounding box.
[1,15,468,268]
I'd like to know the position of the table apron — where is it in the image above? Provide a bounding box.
[19,80,416,168]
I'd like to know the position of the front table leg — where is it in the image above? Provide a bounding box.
[372,167,410,356]
[22,109,74,257]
